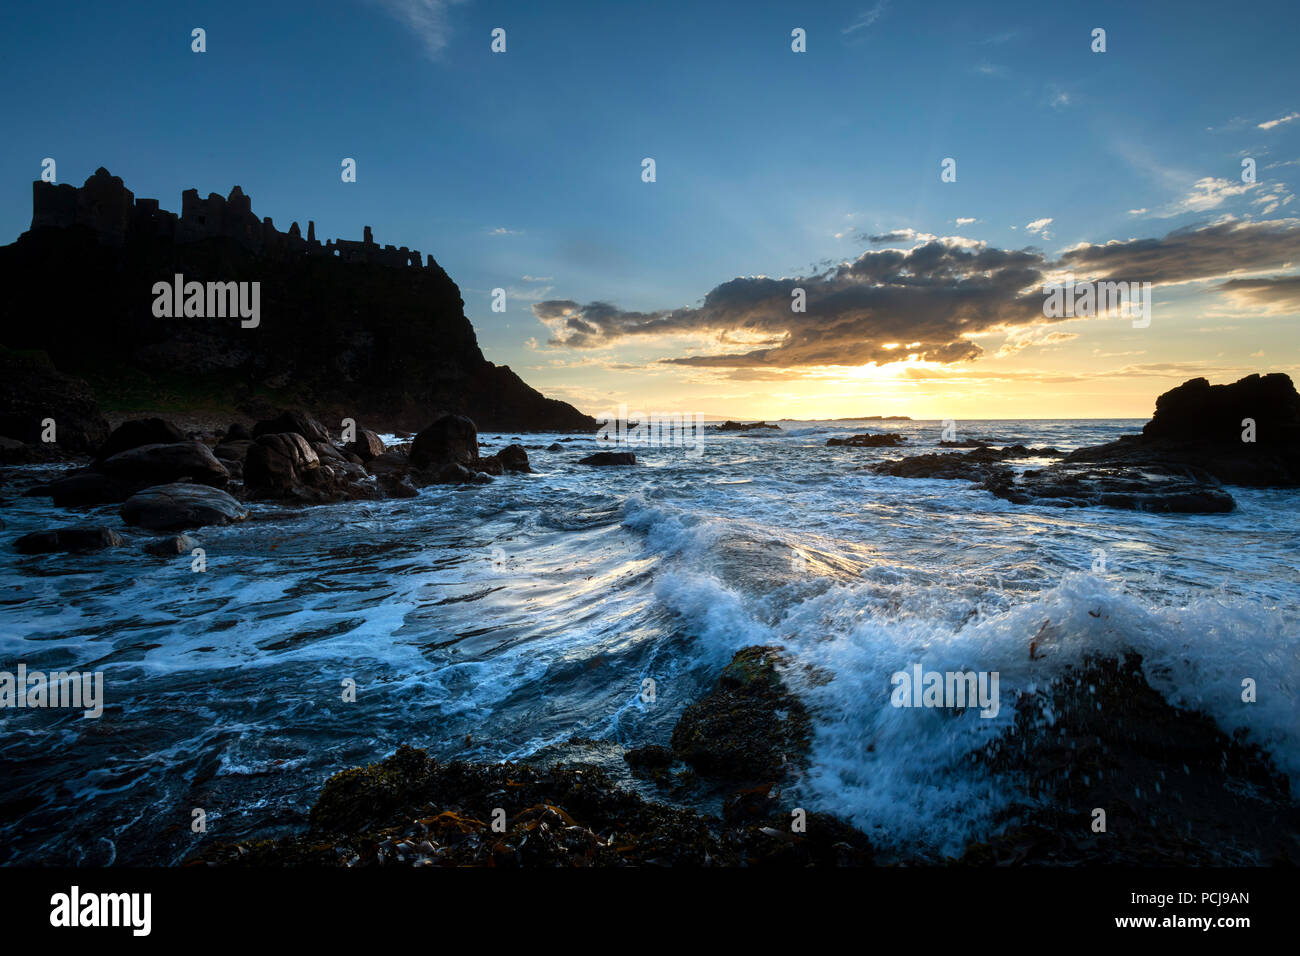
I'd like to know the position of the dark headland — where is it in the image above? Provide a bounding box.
[0,168,595,435]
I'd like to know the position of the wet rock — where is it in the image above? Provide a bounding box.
[190,745,872,867]
[14,526,123,553]
[1066,373,1300,487]
[143,533,199,556]
[870,446,1233,513]
[546,442,563,451]
[26,469,138,506]
[345,429,386,461]
[376,474,419,498]
[0,436,65,466]
[963,653,1299,865]
[871,450,1012,483]
[243,433,319,496]
[94,418,186,462]
[98,441,230,488]
[365,448,412,478]
[624,745,675,770]
[670,646,811,784]
[489,444,531,473]
[579,451,636,466]
[213,439,254,463]
[223,423,253,441]
[827,432,906,447]
[427,462,493,485]
[410,414,478,470]
[253,410,330,444]
[120,482,248,530]
[1000,462,1235,513]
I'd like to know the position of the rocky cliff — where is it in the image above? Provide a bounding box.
[0,169,595,433]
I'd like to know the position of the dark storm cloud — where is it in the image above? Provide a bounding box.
[1057,218,1300,283]
[532,219,1300,369]
[1216,274,1300,309]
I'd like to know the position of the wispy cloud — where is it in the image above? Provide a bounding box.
[1258,111,1299,130]
[1026,217,1054,239]
[1160,176,1255,216]
[370,0,467,60]
[843,1,889,35]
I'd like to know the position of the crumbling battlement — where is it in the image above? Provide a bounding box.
[31,167,437,270]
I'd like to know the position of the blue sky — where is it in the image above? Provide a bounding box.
[3,0,1299,417]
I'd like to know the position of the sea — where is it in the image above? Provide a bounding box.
[1,417,1297,864]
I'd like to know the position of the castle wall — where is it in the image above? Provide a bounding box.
[30,167,436,269]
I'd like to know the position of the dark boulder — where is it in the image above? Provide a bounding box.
[578,451,636,466]
[120,483,248,530]
[224,423,253,441]
[94,418,186,462]
[143,533,199,556]
[253,410,330,444]
[1064,374,1300,487]
[14,526,123,553]
[26,470,138,506]
[244,433,320,495]
[98,441,230,488]
[345,429,386,461]
[410,414,478,470]
[490,444,531,473]
[213,439,254,463]
[1144,372,1300,443]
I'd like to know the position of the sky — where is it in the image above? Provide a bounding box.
[2,0,1299,419]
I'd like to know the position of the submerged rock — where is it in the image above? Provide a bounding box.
[579,451,636,466]
[143,533,199,556]
[14,526,123,553]
[827,432,906,447]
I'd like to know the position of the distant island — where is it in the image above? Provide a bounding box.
[779,415,912,422]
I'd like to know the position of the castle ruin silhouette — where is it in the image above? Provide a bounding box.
[31,167,436,269]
